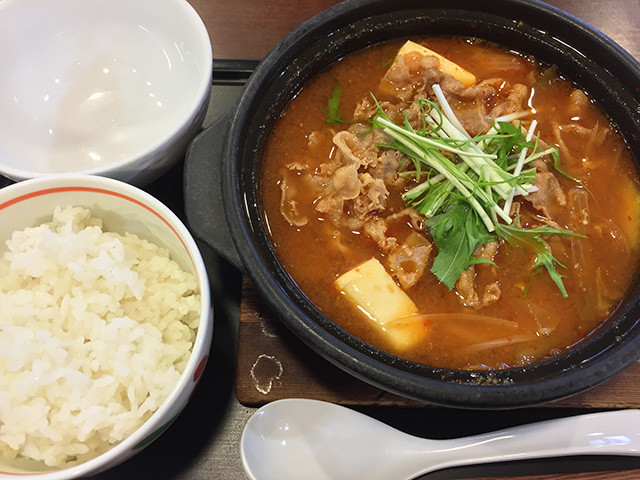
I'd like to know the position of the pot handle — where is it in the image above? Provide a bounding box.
[184,113,244,272]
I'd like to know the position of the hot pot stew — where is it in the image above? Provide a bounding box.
[260,37,640,370]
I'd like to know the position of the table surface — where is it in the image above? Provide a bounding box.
[92,1,640,479]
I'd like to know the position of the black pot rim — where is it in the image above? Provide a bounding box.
[220,0,640,409]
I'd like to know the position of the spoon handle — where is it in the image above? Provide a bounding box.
[431,409,640,471]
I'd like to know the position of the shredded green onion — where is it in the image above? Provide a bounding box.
[370,87,585,295]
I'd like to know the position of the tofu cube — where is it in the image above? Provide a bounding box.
[397,40,477,87]
[333,258,428,352]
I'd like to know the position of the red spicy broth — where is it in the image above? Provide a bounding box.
[260,36,640,370]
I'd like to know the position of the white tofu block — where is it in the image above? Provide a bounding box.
[397,40,477,87]
[333,258,428,352]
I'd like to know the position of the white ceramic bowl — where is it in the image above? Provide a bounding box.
[0,175,212,479]
[0,0,212,186]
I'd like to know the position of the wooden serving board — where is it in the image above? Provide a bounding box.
[236,277,640,408]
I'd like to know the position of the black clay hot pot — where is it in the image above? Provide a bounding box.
[185,0,640,408]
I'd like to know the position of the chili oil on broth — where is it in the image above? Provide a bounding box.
[260,36,640,371]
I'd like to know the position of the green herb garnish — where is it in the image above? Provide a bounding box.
[535,64,560,89]
[371,84,584,296]
[495,222,586,298]
[425,199,495,290]
[323,78,344,125]
[379,57,395,70]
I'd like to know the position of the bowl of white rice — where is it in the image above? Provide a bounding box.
[0,174,212,478]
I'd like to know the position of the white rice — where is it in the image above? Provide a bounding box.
[0,206,200,468]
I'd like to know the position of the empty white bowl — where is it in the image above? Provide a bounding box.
[0,0,212,185]
[0,174,212,479]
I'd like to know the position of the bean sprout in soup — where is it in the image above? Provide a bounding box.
[260,37,640,370]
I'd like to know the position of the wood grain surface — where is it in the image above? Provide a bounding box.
[189,0,341,60]
[190,0,640,61]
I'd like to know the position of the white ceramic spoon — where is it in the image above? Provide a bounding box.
[240,398,640,480]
